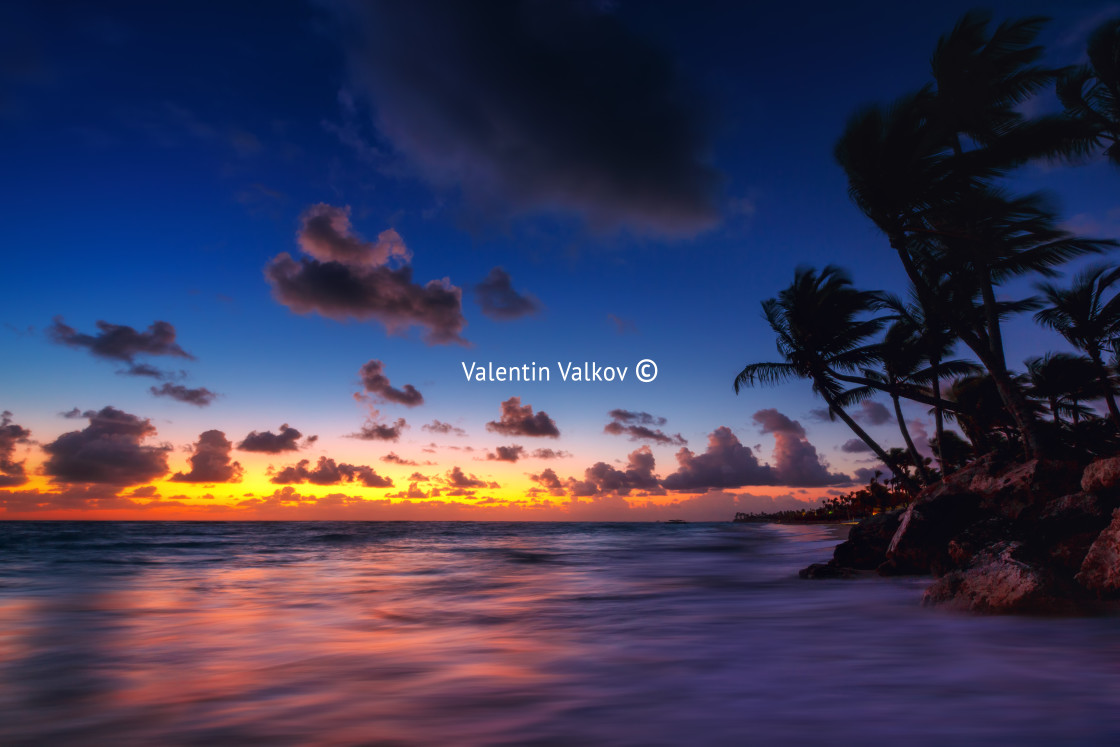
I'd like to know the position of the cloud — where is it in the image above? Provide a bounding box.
[486,396,559,438]
[661,426,774,492]
[41,406,169,485]
[121,363,178,379]
[581,446,661,496]
[841,438,872,454]
[238,424,306,453]
[608,409,666,426]
[603,409,685,445]
[807,408,833,423]
[474,267,541,320]
[752,409,849,487]
[332,0,720,236]
[349,416,407,441]
[530,467,564,493]
[149,382,218,407]
[270,456,393,488]
[908,419,932,458]
[530,448,570,459]
[486,445,524,462]
[169,430,243,483]
[853,467,886,484]
[381,452,417,465]
[855,401,892,426]
[265,203,467,345]
[446,466,487,488]
[356,359,423,406]
[422,419,465,436]
[298,204,411,266]
[47,317,193,362]
[0,411,31,487]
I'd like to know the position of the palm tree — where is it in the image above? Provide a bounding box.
[916,188,1113,452]
[1035,263,1120,425]
[945,373,1023,454]
[876,288,979,474]
[929,11,1076,161]
[733,266,916,491]
[1058,18,1120,165]
[1025,352,1099,425]
[835,11,1111,458]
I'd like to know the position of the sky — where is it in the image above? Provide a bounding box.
[2,0,1118,520]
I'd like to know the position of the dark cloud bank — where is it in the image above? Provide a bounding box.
[331,0,721,236]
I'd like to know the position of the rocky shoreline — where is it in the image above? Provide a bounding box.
[799,454,1120,614]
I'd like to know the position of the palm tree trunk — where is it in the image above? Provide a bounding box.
[930,361,948,475]
[892,392,932,484]
[821,390,919,494]
[887,234,1045,458]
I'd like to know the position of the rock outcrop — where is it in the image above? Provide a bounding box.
[921,542,1077,614]
[1076,509,1120,598]
[799,454,1120,614]
[831,509,902,570]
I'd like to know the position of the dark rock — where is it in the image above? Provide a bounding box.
[1081,456,1120,496]
[880,490,985,575]
[1076,508,1120,598]
[799,562,855,579]
[1032,492,1112,574]
[831,509,903,570]
[969,459,1082,520]
[938,517,1017,575]
[922,541,1080,614]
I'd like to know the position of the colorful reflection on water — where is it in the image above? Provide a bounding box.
[1,521,1118,744]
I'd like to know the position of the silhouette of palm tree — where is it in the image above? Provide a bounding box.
[733,266,916,491]
[876,288,979,474]
[835,11,1109,457]
[1035,263,1120,425]
[1058,18,1120,165]
[1025,352,1098,425]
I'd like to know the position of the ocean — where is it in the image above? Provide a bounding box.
[1,520,1117,745]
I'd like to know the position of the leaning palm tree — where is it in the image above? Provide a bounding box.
[917,188,1113,451]
[929,10,1077,161]
[835,11,1106,458]
[733,266,917,491]
[1035,263,1120,425]
[876,287,979,473]
[1058,18,1120,165]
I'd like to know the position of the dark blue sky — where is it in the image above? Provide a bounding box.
[2,0,1118,518]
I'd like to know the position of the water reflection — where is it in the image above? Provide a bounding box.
[0,522,1117,744]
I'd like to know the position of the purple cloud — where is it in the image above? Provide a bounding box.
[486,396,560,438]
[0,411,31,487]
[357,359,424,406]
[150,382,218,407]
[42,406,169,485]
[265,203,467,344]
[238,424,306,453]
[474,267,541,320]
[271,456,393,488]
[170,430,243,483]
